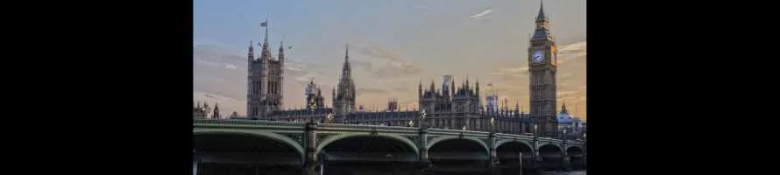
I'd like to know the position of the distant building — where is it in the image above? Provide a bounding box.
[305,80,325,110]
[556,103,585,140]
[246,22,285,119]
[387,98,399,112]
[236,9,576,135]
[212,103,221,119]
[193,101,208,119]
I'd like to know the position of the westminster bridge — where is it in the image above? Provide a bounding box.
[193,119,586,175]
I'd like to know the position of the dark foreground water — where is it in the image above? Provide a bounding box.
[537,170,586,175]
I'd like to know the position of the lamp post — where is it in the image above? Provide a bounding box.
[326,113,333,124]
[420,109,427,128]
[533,124,540,162]
[561,129,569,171]
[490,117,496,133]
[309,98,317,123]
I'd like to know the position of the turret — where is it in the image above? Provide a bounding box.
[451,76,456,97]
[212,103,221,119]
[561,101,569,114]
[465,77,470,90]
[429,79,435,94]
[248,40,255,64]
[418,80,423,98]
[278,41,285,62]
[475,80,480,98]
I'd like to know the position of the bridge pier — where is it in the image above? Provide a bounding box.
[304,122,319,175]
[192,158,199,175]
[517,153,524,175]
[561,156,571,171]
[417,127,431,174]
[487,133,499,175]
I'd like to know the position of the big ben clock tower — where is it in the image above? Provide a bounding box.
[528,1,558,137]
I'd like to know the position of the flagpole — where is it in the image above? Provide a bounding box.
[264,18,269,44]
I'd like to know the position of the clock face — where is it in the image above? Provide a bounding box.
[532,50,544,63]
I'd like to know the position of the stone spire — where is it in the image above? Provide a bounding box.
[278,41,285,61]
[430,79,435,93]
[561,101,569,114]
[248,40,254,59]
[341,44,352,80]
[536,0,548,22]
[418,80,423,98]
[212,103,221,119]
[475,79,480,97]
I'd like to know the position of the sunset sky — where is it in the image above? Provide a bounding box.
[194,0,587,121]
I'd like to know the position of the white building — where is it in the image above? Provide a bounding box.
[556,103,585,139]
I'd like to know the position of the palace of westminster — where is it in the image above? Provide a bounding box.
[193,3,585,139]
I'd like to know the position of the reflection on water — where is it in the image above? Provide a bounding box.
[537,170,586,175]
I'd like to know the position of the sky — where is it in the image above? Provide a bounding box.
[194,0,587,121]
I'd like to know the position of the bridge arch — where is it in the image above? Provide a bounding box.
[538,143,563,152]
[426,137,490,154]
[193,128,305,161]
[315,133,419,155]
[495,140,532,149]
[566,145,584,153]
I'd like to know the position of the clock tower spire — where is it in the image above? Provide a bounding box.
[528,0,559,137]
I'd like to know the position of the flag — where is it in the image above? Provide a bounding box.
[260,21,268,27]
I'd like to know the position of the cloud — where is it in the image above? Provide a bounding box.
[350,59,374,71]
[492,41,586,80]
[557,41,586,65]
[284,61,329,85]
[357,88,388,94]
[356,43,422,79]
[194,91,244,117]
[493,66,528,77]
[393,86,410,93]
[413,4,428,10]
[469,8,492,21]
[193,45,248,101]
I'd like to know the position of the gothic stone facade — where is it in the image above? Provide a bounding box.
[247,26,285,119]
[243,4,569,136]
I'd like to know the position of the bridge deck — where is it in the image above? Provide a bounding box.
[196,152,302,165]
[429,152,489,160]
[324,152,417,162]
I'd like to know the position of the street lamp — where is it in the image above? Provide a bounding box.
[420,109,427,128]
[490,117,496,133]
[326,113,333,124]
[534,124,538,135]
[533,124,540,162]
